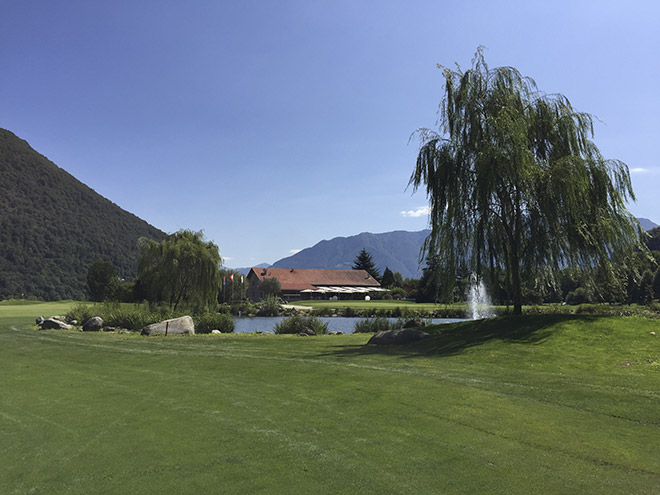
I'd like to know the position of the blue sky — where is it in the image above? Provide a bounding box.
[2,1,658,268]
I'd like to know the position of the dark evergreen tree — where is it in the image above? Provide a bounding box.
[416,254,443,303]
[381,267,394,287]
[352,249,381,281]
[86,260,119,302]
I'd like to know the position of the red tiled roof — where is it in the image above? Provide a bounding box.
[247,267,380,291]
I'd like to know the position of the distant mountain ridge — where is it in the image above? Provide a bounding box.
[637,217,658,231]
[260,216,658,280]
[0,129,166,300]
[270,230,431,279]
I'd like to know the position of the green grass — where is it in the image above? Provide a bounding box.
[2,302,660,493]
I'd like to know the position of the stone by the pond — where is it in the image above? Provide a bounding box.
[102,326,116,332]
[39,318,72,330]
[367,328,430,345]
[82,317,104,332]
[141,316,195,336]
[402,318,426,328]
[211,329,222,334]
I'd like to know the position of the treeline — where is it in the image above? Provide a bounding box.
[412,228,660,305]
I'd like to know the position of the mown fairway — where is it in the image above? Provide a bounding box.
[2,302,660,494]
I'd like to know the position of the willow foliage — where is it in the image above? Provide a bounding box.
[137,230,222,312]
[409,48,643,313]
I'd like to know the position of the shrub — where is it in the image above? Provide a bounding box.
[230,301,255,316]
[565,287,593,305]
[389,287,408,300]
[193,313,234,333]
[66,302,180,331]
[273,315,328,335]
[257,295,281,316]
[353,317,396,333]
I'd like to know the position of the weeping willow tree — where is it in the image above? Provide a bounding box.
[409,47,643,314]
[137,229,221,312]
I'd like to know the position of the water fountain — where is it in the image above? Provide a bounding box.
[468,274,495,320]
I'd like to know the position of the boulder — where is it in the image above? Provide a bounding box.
[82,317,104,332]
[367,328,430,346]
[403,318,426,328]
[102,326,116,332]
[36,316,45,326]
[39,318,73,330]
[141,316,195,336]
[51,315,69,324]
[211,329,222,334]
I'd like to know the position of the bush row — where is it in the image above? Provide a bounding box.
[66,302,235,332]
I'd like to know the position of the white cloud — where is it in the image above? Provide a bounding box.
[289,249,302,255]
[400,206,431,218]
[630,168,648,174]
[222,256,233,261]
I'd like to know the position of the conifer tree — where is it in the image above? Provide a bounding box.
[352,249,381,281]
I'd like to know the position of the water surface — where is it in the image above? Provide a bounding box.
[233,316,465,334]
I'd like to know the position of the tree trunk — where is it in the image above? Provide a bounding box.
[510,260,523,315]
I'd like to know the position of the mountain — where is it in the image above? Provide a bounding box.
[637,217,658,231]
[271,230,431,279]
[232,263,270,276]
[0,129,166,300]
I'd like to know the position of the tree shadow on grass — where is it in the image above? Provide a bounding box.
[318,314,594,360]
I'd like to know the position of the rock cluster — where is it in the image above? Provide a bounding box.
[36,315,73,330]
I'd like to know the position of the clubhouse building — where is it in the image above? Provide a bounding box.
[246,267,386,302]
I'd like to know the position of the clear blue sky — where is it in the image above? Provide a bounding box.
[2,1,658,268]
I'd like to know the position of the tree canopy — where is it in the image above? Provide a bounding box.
[137,230,221,312]
[352,249,381,281]
[86,260,119,302]
[409,48,644,314]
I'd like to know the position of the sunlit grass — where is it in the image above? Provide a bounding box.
[2,302,660,493]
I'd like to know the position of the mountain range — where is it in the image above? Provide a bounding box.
[0,129,166,300]
[235,218,659,279]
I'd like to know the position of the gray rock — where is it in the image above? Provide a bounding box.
[367,328,430,346]
[82,317,104,332]
[36,316,45,326]
[51,315,69,324]
[39,318,73,330]
[141,316,195,336]
[403,318,426,328]
[102,326,116,332]
[298,332,308,337]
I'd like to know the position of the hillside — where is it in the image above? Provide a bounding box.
[271,230,431,279]
[0,129,166,300]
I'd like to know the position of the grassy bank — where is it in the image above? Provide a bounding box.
[2,302,660,493]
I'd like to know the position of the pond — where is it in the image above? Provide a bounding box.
[232,316,466,334]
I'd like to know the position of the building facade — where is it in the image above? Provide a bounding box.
[246,267,385,302]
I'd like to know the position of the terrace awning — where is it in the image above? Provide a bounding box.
[300,286,389,294]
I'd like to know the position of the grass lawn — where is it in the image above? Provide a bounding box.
[2,302,660,494]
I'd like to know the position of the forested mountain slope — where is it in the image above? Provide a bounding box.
[0,129,166,300]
